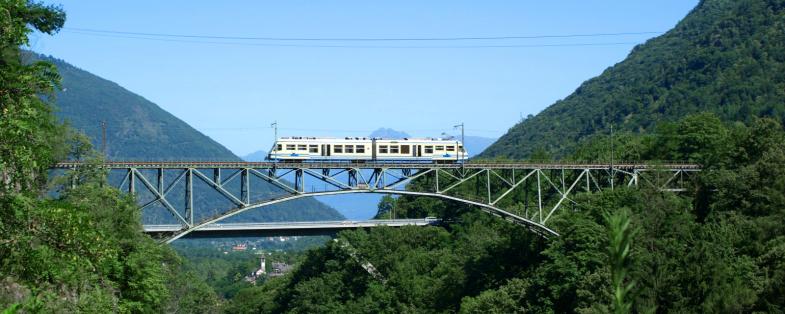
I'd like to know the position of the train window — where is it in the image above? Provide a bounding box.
[425,146,433,154]
[286,144,295,150]
[379,145,388,154]
[401,145,410,154]
[277,144,282,151]
[334,145,343,153]
[390,145,399,154]
[309,145,318,153]
[345,145,354,153]
[446,146,455,151]
[298,144,307,151]
[356,145,365,153]
[435,146,444,151]
[459,145,465,152]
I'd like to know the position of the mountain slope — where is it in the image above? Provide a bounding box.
[481,0,785,159]
[31,53,343,222]
[34,54,238,160]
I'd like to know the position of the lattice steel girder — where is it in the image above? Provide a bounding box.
[54,161,701,171]
[57,161,699,242]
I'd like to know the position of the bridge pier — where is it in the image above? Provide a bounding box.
[186,169,193,225]
[213,168,221,185]
[241,169,249,204]
[128,169,135,195]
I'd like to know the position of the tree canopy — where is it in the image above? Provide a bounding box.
[481,0,785,160]
[0,1,220,312]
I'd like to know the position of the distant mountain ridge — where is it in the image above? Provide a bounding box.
[369,128,410,139]
[481,0,785,159]
[458,136,496,158]
[242,150,268,162]
[31,52,344,222]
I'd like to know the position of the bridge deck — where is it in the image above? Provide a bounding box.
[55,161,701,170]
[145,219,440,238]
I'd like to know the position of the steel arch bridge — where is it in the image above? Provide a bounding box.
[54,161,700,243]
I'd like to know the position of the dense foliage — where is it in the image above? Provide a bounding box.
[481,0,785,159]
[1,1,221,311]
[216,1,785,310]
[172,238,325,299]
[0,1,66,193]
[229,113,785,313]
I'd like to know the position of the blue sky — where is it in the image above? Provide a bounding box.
[31,1,698,156]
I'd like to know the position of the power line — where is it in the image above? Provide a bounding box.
[64,27,662,42]
[62,30,644,49]
[77,120,505,134]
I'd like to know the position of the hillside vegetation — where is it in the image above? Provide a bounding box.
[481,0,785,159]
[227,0,785,312]
[27,54,238,161]
[230,114,785,313]
[5,0,785,312]
[1,2,220,311]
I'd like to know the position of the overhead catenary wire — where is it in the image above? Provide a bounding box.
[99,123,506,135]
[87,122,698,142]
[59,28,662,49]
[64,27,663,41]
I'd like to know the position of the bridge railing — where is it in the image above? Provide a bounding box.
[53,160,701,170]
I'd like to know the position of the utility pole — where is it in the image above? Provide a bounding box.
[100,120,107,157]
[271,121,278,160]
[453,123,464,159]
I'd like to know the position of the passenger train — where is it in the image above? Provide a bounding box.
[267,137,468,162]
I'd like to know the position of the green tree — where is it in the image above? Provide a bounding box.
[374,195,397,219]
[0,0,66,193]
[0,2,223,312]
[604,209,636,314]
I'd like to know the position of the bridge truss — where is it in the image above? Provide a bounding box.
[54,161,699,242]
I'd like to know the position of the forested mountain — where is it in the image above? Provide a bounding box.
[227,1,785,312]
[481,0,785,159]
[230,97,785,313]
[28,54,237,160]
[27,53,343,222]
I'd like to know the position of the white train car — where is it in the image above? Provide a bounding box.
[267,137,468,162]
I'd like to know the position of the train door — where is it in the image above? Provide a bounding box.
[371,139,377,160]
[416,145,422,157]
[321,145,328,156]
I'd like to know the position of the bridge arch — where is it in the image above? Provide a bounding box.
[165,189,559,243]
